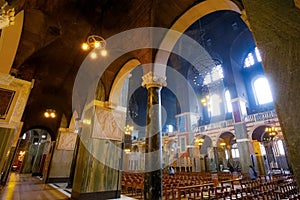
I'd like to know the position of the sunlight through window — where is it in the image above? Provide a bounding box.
[210,94,221,116]
[253,77,273,105]
[203,65,224,85]
[225,90,232,113]
[277,140,285,156]
[255,47,262,62]
[244,47,262,68]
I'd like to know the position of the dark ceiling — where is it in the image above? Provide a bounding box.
[5,0,250,139]
[9,0,154,138]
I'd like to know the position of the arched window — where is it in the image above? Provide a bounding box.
[255,47,262,62]
[276,140,285,156]
[203,64,224,85]
[210,94,221,116]
[244,47,262,68]
[225,90,232,113]
[253,77,273,105]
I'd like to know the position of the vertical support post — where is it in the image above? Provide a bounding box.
[213,147,220,172]
[67,134,80,188]
[142,72,166,200]
[235,123,253,174]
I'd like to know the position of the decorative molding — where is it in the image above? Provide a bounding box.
[142,72,167,89]
[9,80,31,126]
[92,106,125,141]
[236,138,250,142]
[57,131,77,151]
[0,73,14,85]
[0,78,32,129]
[84,100,115,111]
[231,97,247,103]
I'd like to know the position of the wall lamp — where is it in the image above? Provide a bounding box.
[44,109,56,118]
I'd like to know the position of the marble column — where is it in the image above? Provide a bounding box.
[32,142,46,176]
[199,155,206,172]
[47,129,76,183]
[213,147,220,172]
[235,123,253,174]
[231,98,253,174]
[67,132,80,188]
[253,140,267,176]
[71,102,124,200]
[0,128,15,185]
[142,72,166,200]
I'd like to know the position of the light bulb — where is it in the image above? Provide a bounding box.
[100,49,108,57]
[44,112,50,118]
[50,112,56,118]
[90,52,97,59]
[81,43,89,51]
[94,41,101,48]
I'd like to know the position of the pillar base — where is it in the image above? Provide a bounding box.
[47,177,69,183]
[71,190,121,200]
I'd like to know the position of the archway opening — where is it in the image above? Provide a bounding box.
[12,128,52,177]
[217,132,239,172]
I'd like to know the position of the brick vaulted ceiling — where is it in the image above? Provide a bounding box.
[6,0,244,139]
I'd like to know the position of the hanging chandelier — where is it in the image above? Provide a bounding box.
[81,35,107,59]
[0,1,15,29]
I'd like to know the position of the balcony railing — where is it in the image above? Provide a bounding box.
[245,110,277,122]
[193,110,277,133]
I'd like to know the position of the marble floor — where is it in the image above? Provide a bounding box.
[0,173,136,200]
[0,173,69,200]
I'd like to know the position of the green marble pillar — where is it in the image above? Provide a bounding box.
[71,105,122,200]
[199,156,205,172]
[32,142,46,175]
[235,123,253,174]
[144,86,163,200]
[213,147,220,172]
[0,128,15,185]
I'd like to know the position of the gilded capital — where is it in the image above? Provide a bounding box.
[142,72,167,89]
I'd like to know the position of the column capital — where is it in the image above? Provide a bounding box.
[142,72,167,89]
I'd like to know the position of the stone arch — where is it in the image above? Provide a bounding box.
[215,128,236,144]
[217,131,236,146]
[109,59,141,106]
[22,126,55,141]
[17,128,52,174]
[154,0,241,78]
[248,123,266,141]
[200,135,213,155]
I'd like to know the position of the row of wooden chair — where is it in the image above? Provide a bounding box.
[121,172,299,200]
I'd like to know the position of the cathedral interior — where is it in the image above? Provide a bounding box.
[0,0,300,199]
